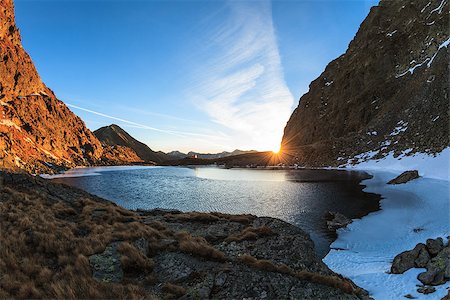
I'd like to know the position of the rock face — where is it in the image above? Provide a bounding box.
[0,0,105,173]
[387,170,420,184]
[281,0,449,166]
[325,211,353,231]
[94,124,167,163]
[0,171,370,299]
[0,0,150,172]
[391,238,450,287]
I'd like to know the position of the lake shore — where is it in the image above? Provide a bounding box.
[0,171,370,299]
[324,149,450,299]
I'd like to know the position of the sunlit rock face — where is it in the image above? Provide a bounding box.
[281,0,449,166]
[0,0,104,173]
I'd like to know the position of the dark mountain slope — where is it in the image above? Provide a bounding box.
[94,124,168,163]
[282,0,449,166]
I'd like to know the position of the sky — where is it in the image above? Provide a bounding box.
[15,0,378,153]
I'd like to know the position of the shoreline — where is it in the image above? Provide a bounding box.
[0,171,370,299]
[323,170,450,299]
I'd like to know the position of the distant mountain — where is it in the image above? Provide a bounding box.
[167,149,258,160]
[94,124,168,163]
[282,0,449,166]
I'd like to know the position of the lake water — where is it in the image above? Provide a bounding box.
[49,166,380,257]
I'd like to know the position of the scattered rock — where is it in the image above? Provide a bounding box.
[387,170,420,184]
[89,242,123,283]
[325,211,353,231]
[417,285,436,294]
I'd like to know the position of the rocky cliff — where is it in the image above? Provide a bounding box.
[0,0,104,173]
[0,0,148,172]
[282,0,449,166]
[94,124,168,163]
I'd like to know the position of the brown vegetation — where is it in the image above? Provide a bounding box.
[162,282,187,299]
[118,242,154,274]
[238,254,364,296]
[165,211,255,224]
[226,225,275,242]
[0,172,365,299]
[176,231,227,262]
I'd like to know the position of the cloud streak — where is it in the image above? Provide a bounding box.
[187,0,294,151]
[67,103,224,140]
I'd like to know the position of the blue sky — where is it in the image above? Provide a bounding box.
[15,0,378,153]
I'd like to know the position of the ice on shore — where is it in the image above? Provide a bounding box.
[324,148,450,299]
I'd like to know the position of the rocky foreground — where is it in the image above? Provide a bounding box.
[0,172,370,299]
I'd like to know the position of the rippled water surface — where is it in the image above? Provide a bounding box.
[50,166,380,257]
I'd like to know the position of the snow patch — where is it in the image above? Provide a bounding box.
[427,0,447,17]
[325,80,334,86]
[386,30,397,37]
[421,1,431,13]
[325,148,450,299]
[389,121,408,136]
[396,37,450,78]
[432,115,440,122]
[426,37,450,67]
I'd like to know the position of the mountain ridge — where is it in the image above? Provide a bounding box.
[94,124,168,163]
[281,0,449,166]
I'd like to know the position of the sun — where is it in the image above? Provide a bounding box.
[272,145,281,154]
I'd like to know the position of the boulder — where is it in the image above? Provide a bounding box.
[418,247,450,285]
[414,246,430,268]
[391,243,426,274]
[426,238,444,256]
[387,170,419,184]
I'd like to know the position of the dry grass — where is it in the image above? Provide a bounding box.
[0,178,161,299]
[118,242,154,274]
[165,211,255,224]
[176,231,227,262]
[226,225,274,242]
[238,254,363,296]
[161,282,186,299]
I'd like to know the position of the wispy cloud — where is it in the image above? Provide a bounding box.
[67,103,223,139]
[186,0,294,151]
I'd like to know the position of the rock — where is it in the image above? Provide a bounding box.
[133,237,149,257]
[414,246,430,268]
[387,171,420,185]
[404,294,416,299]
[416,286,436,294]
[325,211,353,231]
[89,242,123,283]
[426,238,444,256]
[418,247,450,285]
[281,0,449,167]
[94,124,168,163]
[391,243,426,274]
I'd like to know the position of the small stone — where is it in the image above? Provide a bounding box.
[387,170,419,184]
[417,286,436,294]
[404,294,415,299]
